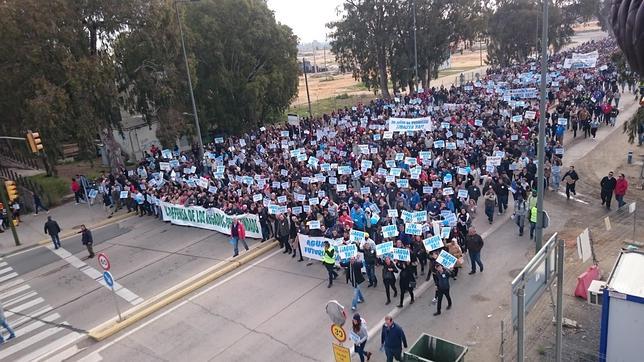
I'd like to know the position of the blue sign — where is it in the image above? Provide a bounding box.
[103,271,114,288]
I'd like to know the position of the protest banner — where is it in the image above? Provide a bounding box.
[436,250,457,269]
[387,117,433,132]
[392,247,411,262]
[375,241,394,256]
[162,202,262,238]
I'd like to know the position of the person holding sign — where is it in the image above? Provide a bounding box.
[433,264,453,316]
[340,257,365,311]
[446,239,464,279]
[350,313,372,362]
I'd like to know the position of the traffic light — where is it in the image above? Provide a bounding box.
[26,131,43,153]
[4,180,18,202]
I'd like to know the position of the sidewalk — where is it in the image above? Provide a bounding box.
[0,200,133,256]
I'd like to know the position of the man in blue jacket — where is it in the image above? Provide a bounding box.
[381,315,407,362]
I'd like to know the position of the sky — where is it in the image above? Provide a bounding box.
[267,0,344,44]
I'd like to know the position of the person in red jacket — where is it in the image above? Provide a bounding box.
[614,173,629,208]
[71,178,83,204]
[230,217,249,257]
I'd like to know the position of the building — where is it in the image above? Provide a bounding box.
[599,249,644,362]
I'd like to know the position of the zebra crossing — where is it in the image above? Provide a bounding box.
[0,259,83,361]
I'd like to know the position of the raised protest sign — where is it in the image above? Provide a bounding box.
[387,117,433,132]
[338,244,358,259]
[392,247,411,262]
[350,229,366,242]
[405,223,422,236]
[375,241,394,256]
[162,202,262,238]
[436,250,457,269]
[382,225,399,238]
[423,235,444,252]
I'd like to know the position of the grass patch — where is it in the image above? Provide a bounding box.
[437,65,482,78]
[27,174,70,207]
[289,93,376,118]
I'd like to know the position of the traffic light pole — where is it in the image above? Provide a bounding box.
[0,187,20,246]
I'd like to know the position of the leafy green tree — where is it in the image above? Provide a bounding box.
[487,0,574,66]
[184,0,299,133]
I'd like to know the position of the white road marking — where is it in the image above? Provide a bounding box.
[0,261,7,267]
[78,249,281,362]
[0,283,30,301]
[34,343,85,362]
[0,325,67,359]
[17,332,83,362]
[0,266,13,275]
[3,291,38,308]
[4,297,45,318]
[12,313,61,337]
[557,191,590,205]
[0,271,18,283]
[8,306,54,327]
[48,245,143,305]
[0,277,24,292]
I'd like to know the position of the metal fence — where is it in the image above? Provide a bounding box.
[0,139,42,169]
[0,165,47,209]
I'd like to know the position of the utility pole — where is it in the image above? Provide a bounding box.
[323,34,327,72]
[303,57,313,119]
[535,0,548,251]
[174,0,204,156]
[479,37,483,66]
[412,0,419,90]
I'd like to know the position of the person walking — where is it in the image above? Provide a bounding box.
[350,313,372,362]
[433,264,453,316]
[322,241,339,288]
[80,224,94,258]
[562,166,579,199]
[494,180,509,215]
[341,256,365,311]
[32,193,48,215]
[71,178,83,204]
[44,216,62,249]
[528,205,539,240]
[600,171,617,210]
[396,261,415,308]
[380,315,407,362]
[513,194,528,236]
[382,257,398,305]
[466,227,484,274]
[483,189,497,224]
[230,217,249,257]
[614,173,628,208]
[446,238,464,279]
[0,303,16,344]
[361,242,378,288]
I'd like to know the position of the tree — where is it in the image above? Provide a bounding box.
[184,0,299,133]
[487,0,574,66]
[328,0,399,98]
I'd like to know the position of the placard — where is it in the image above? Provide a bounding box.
[382,225,399,238]
[423,235,444,252]
[376,241,394,256]
[392,247,411,262]
[405,223,422,236]
[436,250,457,269]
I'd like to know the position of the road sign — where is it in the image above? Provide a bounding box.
[331,324,346,343]
[103,271,114,287]
[332,343,351,362]
[97,253,110,271]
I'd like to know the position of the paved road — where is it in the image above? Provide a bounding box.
[0,216,260,361]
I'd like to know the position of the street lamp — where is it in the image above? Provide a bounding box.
[174,0,204,155]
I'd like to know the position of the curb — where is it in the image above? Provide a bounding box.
[87,239,278,341]
[0,212,136,257]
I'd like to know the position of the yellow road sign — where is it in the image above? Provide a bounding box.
[332,343,351,362]
[331,323,347,343]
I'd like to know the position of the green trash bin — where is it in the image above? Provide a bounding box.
[403,333,468,362]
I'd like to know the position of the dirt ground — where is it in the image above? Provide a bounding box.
[292,47,488,105]
[520,123,644,361]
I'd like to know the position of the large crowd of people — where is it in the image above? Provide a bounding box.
[77,37,635,326]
